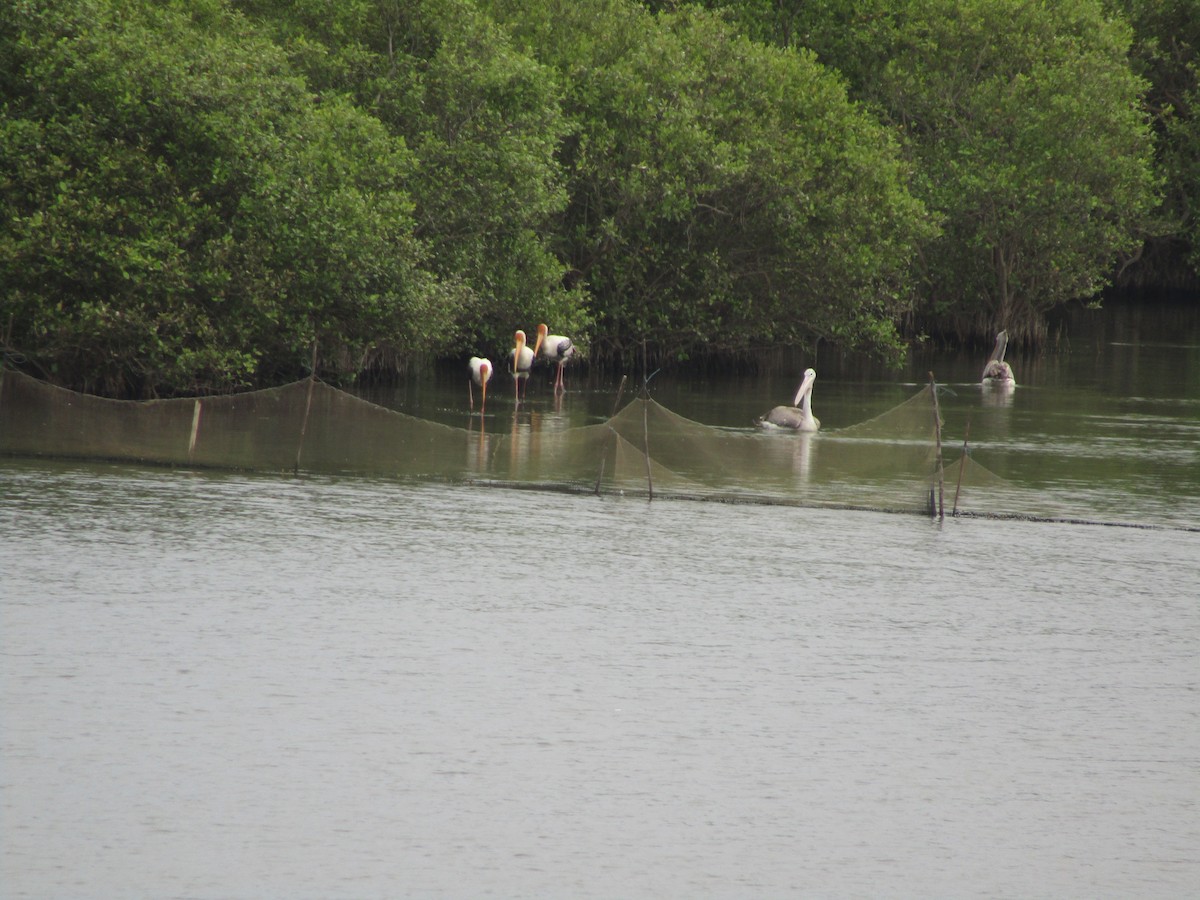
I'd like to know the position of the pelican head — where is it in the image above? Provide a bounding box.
[792,368,817,406]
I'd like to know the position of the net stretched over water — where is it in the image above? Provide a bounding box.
[1,368,1007,515]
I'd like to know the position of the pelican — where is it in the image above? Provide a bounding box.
[510,330,535,401]
[467,356,492,413]
[758,368,820,432]
[535,323,576,393]
[982,330,1016,387]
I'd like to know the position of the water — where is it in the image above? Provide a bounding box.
[3,461,1198,898]
[2,300,1199,897]
[355,298,1200,529]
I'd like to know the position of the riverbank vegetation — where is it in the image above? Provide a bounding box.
[1,0,1195,395]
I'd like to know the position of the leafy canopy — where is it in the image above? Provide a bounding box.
[1,0,443,393]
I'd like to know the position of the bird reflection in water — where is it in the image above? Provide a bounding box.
[790,429,815,482]
[465,409,491,474]
[757,423,817,486]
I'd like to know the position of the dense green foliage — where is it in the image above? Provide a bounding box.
[1,0,1194,393]
[1,0,446,393]
[485,0,932,362]
[889,0,1160,339]
[238,0,586,356]
[1118,0,1200,283]
[708,0,1167,340]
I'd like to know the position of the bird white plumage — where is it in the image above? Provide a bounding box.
[535,323,576,393]
[758,368,820,432]
[468,356,492,413]
[510,330,535,402]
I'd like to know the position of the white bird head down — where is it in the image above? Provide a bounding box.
[512,330,529,374]
[467,356,492,412]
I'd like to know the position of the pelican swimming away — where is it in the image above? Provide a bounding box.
[535,323,576,393]
[468,356,492,413]
[758,368,820,432]
[510,330,535,402]
[982,330,1016,387]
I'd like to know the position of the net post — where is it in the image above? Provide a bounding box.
[188,400,203,462]
[642,391,654,502]
[639,339,655,503]
[929,372,944,520]
[295,342,319,474]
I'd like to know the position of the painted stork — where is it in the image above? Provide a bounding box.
[758,368,820,432]
[510,330,535,401]
[468,356,492,413]
[535,323,577,394]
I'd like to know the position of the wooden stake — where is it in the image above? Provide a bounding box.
[188,399,203,462]
[929,372,944,520]
[642,393,654,502]
[295,342,319,474]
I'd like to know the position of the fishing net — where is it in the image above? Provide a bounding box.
[0,368,1007,515]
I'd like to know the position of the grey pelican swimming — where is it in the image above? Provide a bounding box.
[510,330,535,402]
[758,368,820,432]
[535,323,576,393]
[982,330,1016,387]
[467,356,492,413]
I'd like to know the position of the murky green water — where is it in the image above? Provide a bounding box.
[356,299,1200,529]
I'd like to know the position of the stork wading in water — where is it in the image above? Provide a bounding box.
[467,356,492,414]
[982,330,1016,388]
[535,323,576,393]
[510,330,536,402]
[758,368,820,432]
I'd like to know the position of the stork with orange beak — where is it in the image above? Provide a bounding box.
[468,356,492,413]
[535,323,576,394]
[510,330,536,402]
